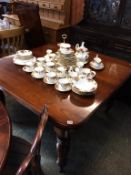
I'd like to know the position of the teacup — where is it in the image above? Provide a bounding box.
[23,60,35,72]
[79,68,96,79]
[57,66,67,72]
[45,72,57,83]
[35,61,43,67]
[49,53,56,60]
[45,62,55,72]
[93,55,102,68]
[34,66,44,75]
[57,66,67,78]
[57,78,71,90]
[76,61,85,68]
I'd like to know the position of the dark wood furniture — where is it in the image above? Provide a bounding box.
[2,105,48,175]
[0,99,11,173]
[0,44,130,171]
[71,0,131,59]
[14,1,45,49]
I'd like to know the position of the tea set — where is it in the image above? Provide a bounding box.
[13,35,105,95]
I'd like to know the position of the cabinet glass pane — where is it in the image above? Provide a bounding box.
[85,0,121,25]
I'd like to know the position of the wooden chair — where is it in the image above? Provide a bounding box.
[0,26,24,57]
[1,104,48,175]
[13,1,45,49]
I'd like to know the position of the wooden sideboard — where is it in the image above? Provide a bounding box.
[71,0,131,60]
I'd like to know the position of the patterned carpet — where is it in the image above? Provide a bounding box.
[5,91,131,175]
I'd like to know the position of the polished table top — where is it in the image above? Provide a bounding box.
[0,101,11,172]
[0,44,130,129]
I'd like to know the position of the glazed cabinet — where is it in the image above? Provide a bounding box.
[71,0,131,58]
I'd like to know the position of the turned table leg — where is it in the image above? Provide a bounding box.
[54,126,70,172]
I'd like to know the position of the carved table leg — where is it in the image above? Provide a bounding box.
[54,126,70,172]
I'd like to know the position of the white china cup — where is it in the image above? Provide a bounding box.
[57,66,67,78]
[57,78,71,90]
[93,55,102,68]
[24,60,35,72]
[45,72,57,83]
[34,66,44,75]
[45,62,55,72]
[79,68,96,79]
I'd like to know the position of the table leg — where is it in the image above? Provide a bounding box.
[54,126,70,172]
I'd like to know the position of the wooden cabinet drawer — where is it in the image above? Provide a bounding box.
[50,4,64,11]
[39,2,50,9]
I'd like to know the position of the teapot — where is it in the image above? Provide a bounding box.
[75,51,89,62]
[75,42,89,62]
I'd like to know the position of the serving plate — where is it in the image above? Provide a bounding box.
[72,79,98,96]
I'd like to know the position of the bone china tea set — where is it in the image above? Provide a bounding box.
[13,36,104,96]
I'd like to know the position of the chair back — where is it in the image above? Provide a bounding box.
[14,1,45,49]
[15,105,48,175]
[0,26,24,57]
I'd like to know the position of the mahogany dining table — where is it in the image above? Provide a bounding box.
[0,43,130,171]
[0,95,11,173]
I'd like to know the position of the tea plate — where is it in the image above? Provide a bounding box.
[31,72,44,79]
[90,61,104,70]
[55,83,72,92]
[13,56,36,66]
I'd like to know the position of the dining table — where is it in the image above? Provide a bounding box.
[0,43,130,171]
[0,92,11,173]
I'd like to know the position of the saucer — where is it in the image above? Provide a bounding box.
[55,83,72,92]
[90,61,104,70]
[31,71,44,79]
[13,56,36,66]
[22,66,34,73]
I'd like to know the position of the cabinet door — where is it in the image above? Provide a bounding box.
[84,0,121,25]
